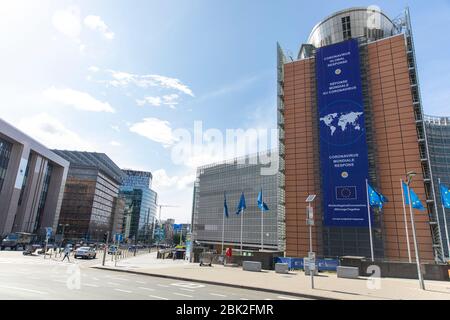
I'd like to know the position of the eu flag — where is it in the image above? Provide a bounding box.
[440,183,450,209]
[224,192,229,218]
[236,192,246,215]
[257,189,269,211]
[402,181,426,211]
[368,184,388,209]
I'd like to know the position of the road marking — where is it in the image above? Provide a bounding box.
[171,282,205,289]
[0,285,48,295]
[135,281,146,284]
[148,295,168,300]
[157,284,169,288]
[278,295,299,300]
[138,287,155,291]
[240,298,249,300]
[51,279,67,284]
[173,292,193,298]
[209,293,227,297]
[264,298,272,300]
[114,288,132,293]
[106,282,120,286]
[83,284,99,288]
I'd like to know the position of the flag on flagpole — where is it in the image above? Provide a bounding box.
[224,192,229,218]
[367,184,388,209]
[439,183,450,209]
[236,192,246,215]
[257,188,269,211]
[402,181,426,211]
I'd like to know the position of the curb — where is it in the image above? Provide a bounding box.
[92,265,337,300]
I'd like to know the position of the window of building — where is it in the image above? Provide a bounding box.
[0,138,12,193]
[342,16,351,40]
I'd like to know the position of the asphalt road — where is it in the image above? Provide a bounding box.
[0,251,309,300]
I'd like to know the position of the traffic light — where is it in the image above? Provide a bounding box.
[103,232,109,243]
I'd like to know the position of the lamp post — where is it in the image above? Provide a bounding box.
[406,171,425,290]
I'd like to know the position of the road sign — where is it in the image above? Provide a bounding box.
[115,233,123,242]
[45,227,53,239]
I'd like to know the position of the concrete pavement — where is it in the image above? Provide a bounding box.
[0,251,306,300]
[95,252,450,300]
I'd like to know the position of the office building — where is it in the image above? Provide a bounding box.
[0,118,69,239]
[191,153,282,252]
[120,170,158,243]
[277,7,443,262]
[425,115,450,258]
[52,150,125,242]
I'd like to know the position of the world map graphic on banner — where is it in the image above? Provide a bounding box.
[320,111,363,136]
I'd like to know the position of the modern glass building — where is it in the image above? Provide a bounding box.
[425,115,450,258]
[278,7,443,262]
[120,170,158,243]
[191,153,282,252]
[53,150,125,242]
[0,118,69,239]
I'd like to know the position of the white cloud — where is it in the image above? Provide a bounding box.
[136,94,179,109]
[97,69,194,97]
[43,86,115,113]
[129,118,178,146]
[84,15,114,40]
[111,125,120,132]
[51,6,81,39]
[152,169,196,191]
[17,113,94,151]
[88,66,100,72]
[109,140,121,147]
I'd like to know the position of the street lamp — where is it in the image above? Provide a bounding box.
[406,171,425,290]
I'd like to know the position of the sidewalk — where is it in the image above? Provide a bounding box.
[93,253,450,300]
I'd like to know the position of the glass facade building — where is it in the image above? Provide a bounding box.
[53,150,125,242]
[120,170,158,243]
[0,137,12,193]
[425,115,450,258]
[192,153,281,251]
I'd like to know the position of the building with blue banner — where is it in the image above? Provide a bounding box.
[277,7,444,263]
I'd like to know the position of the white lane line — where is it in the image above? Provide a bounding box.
[0,285,48,295]
[138,287,155,292]
[157,284,169,288]
[148,295,169,300]
[179,288,195,292]
[135,281,146,284]
[277,295,299,300]
[114,288,132,293]
[239,298,249,300]
[107,282,120,286]
[173,292,193,298]
[209,293,227,297]
[84,284,99,288]
[51,279,67,284]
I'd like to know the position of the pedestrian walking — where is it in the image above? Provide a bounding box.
[62,245,71,262]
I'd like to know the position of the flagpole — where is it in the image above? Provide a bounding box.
[438,178,450,258]
[240,208,243,253]
[400,179,412,263]
[222,207,225,255]
[406,179,425,290]
[365,179,375,262]
[261,205,264,251]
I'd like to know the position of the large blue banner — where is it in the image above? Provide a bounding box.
[316,39,370,227]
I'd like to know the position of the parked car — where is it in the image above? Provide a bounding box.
[1,232,35,251]
[74,246,96,259]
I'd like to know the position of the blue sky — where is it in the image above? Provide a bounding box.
[1,1,449,223]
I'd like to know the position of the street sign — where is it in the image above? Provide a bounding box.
[115,233,123,242]
[45,227,53,239]
[305,195,316,203]
[308,252,316,260]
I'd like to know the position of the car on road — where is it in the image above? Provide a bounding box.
[74,246,96,259]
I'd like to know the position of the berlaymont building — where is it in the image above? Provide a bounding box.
[277,6,450,263]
